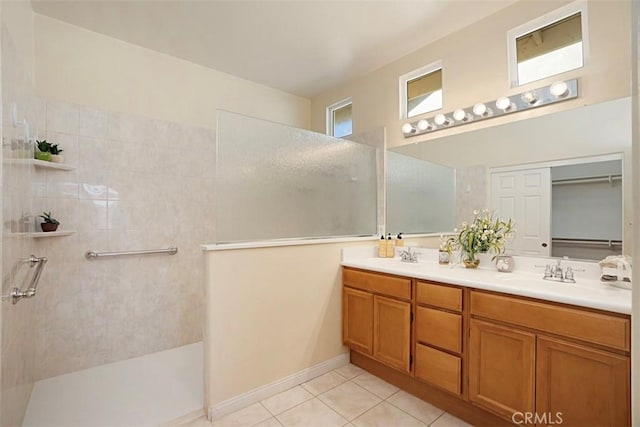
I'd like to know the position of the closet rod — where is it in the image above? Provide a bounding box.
[551,238,622,248]
[552,174,622,186]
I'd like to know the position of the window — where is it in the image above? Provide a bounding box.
[327,98,352,138]
[399,62,443,119]
[508,2,588,87]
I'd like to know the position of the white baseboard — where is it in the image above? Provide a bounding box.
[208,352,349,421]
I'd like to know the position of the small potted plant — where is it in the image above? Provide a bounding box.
[49,144,64,163]
[35,140,52,162]
[39,211,60,232]
[438,235,455,265]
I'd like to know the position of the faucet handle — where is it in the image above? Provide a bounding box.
[535,264,553,278]
[564,267,576,283]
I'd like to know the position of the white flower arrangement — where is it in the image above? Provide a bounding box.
[449,209,515,264]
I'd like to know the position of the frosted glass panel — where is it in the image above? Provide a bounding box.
[386,152,455,234]
[216,111,377,242]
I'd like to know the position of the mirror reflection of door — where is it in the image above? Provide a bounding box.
[490,156,623,260]
[491,168,551,257]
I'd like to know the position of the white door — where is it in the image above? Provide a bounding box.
[491,168,551,256]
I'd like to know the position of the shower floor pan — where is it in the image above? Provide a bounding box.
[23,342,203,427]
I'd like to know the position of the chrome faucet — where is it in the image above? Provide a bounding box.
[399,247,420,263]
[537,257,581,283]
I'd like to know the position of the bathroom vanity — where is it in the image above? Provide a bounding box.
[341,251,631,426]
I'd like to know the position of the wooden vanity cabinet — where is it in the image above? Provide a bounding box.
[342,267,631,427]
[414,281,464,396]
[469,290,631,426]
[536,336,630,427]
[342,287,373,355]
[342,268,412,373]
[468,319,535,419]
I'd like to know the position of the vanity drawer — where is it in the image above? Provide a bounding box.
[415,343,461,395]
[470,291,630,352]
[343,268,411,300]
[416,281,462,312]
[416,306,462,353]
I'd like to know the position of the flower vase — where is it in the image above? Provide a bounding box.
[463,254,480,268]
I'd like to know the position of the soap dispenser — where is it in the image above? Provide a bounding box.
[386,233,395,257]
[396,232,404,247]
[378,235,387,258]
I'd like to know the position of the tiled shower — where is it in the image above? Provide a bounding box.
[4,95,215,424]
[2,34,215,422]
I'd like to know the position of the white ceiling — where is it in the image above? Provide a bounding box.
[31,0,516,98]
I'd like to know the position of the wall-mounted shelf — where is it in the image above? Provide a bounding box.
[7,230,76,238]
[3,158,75,171]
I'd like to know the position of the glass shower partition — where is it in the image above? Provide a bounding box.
[215,111,378,243]
[386,151,456,234]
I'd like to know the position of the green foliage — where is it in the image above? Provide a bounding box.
[36,140,52,153]
[450,209,515,262]
[49,144,64,155]
[39,211,60,225]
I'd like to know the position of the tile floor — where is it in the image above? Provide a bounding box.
[182,363,473,427]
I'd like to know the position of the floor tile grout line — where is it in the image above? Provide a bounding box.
[428,411,447,426]
[301,371,349,397]
[383,392,445,426]
[262,389,317,418]
[348,400,388,424]
[320,379,383,422]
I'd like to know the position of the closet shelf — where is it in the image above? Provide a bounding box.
[3,158,75,171]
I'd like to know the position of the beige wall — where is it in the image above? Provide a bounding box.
[205,242,349,406]
[34,15,310,131]
[204,236,438,408]
[630,1,639,422]
[310,0,631,148]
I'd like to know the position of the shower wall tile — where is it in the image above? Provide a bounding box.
[2,20,41,425]
[29,99,212,380]
[78,106,108,139]
[45,100,78,135]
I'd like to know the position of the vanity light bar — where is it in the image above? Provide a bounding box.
[402,79,578,138]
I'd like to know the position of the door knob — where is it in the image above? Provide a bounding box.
[541,242,548,248]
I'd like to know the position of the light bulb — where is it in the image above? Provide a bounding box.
[453,108,472,122]
[495,97,511,111]
[550,81,569,98]
[521,91,538,105]
[434,114,451,126]
[417,119,430,131]
[472,103,493,118]
[401,123,415,134]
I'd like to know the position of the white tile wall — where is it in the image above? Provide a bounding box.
[2,19,41,426]
[27,99,214,379]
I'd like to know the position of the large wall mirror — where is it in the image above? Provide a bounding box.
[387,96,631,260]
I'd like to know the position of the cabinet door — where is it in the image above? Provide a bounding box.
[342,287,373,355]
[536,336,630,427]
[469,319,535,420]
[373,295,411,373]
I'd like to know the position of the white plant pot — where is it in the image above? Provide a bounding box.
[50,154,64,163]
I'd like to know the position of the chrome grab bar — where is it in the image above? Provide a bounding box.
[85,247,178,260]
[10,255,48,304]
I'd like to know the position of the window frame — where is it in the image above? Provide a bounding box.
[398,60,443,120]
[507,1,589,88]
[326,97,353,138]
